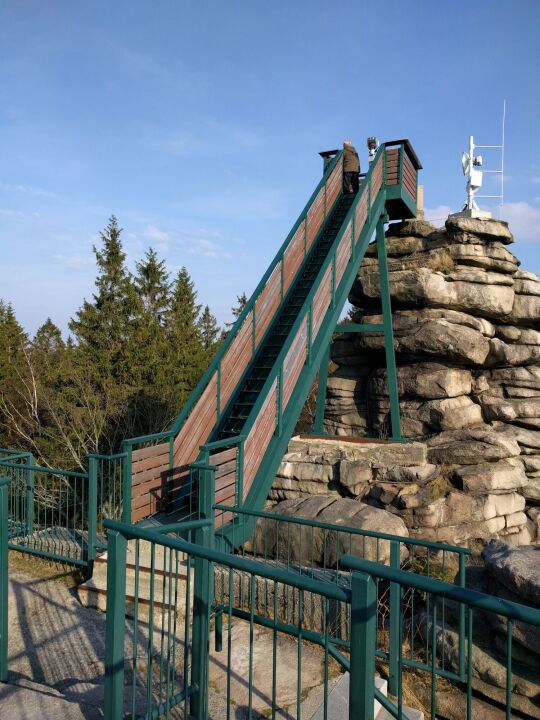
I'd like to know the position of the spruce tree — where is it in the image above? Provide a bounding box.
[69,215,140,389]
[0,302,27,448]
[166,267,204,410]
[69,215,142,450]
[130,248,172,434]
[198,305,220,367]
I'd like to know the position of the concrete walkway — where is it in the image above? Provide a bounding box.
[0,561,343,719]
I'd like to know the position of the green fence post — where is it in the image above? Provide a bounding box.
[388,540,400,695]
[191,466,216,720]
[349,570,377,720]
[87,456,98,571]
[104,529,127,720]
[0,477,9,683]
[26,453,35,536]
[458,553,466,680]
[121,442,132,525]
[376,214,402,440]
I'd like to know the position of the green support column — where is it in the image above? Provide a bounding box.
[191,465,216,720]
[314,345,330,434]
[86,456,98,574]
[0,477,9,683]
[376,214,402,440]
[388,541,400,695]
[121,442,132,525]
[104,529,127,719]
[26,454,35,536]
[349,570,377,720]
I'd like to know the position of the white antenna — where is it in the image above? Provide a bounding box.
[460,135,485,212]
[451,101,506,221]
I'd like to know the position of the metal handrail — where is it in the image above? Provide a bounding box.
[341,554,540,626]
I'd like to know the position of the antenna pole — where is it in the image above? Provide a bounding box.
[501,100,506,218]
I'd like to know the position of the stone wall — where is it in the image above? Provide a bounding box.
[268,215,540,548]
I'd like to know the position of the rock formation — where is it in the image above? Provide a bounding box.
[268,215,540,548]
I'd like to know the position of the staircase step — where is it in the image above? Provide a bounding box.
[77,544,192,620]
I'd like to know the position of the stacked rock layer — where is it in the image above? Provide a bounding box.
[269,215,540,548]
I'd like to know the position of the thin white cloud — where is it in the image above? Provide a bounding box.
[150,124,264,159]
[532,177,540,185]
[424,205,453,226]
[0,182,60,200]
[142,224,171,243]
[501,201,540,244]
[54,253,94,269]
[188,236,232,260]
[0,208,40,219]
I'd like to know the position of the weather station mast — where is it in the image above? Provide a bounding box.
[450,101,506,220]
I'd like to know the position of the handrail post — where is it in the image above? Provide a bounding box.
[458,553,466,680]
[104,529,127,719]
[191,465,215,719]
[0,477,9,682]
[349,570,376,720]
[26,453,35,536]
[121,442,132,525]
[388,540,401,695]
[86,456,98,572]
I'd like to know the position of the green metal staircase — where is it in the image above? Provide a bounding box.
[217,193,355,440]
[124,140,422,542]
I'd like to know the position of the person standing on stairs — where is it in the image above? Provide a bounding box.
[343,138,360,194]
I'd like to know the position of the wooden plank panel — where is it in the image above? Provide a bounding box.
[132,460,170,489]
[219,312,253,408]
[131,449,170,476]
[173,373,218,467]
[355,196,368,241]
[132,466,171,500]
[243,379,277,495]
[210,447,237,466]
[255,263,282,347]
[306,188,325,251]
[371,156,383,197]
[312,265,332,341]
[283,222,305,296]
[325,159,343,216]
[335,221,352,287]
[282,315,307,409]
[132,441,170,463]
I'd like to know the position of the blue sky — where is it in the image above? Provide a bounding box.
[1,1,539,336]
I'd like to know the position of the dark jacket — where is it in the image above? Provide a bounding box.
[343,144,360,173]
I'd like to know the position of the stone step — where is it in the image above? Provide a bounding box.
[77,549,192,619]
[310,672,423,720]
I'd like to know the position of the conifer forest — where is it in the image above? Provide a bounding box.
[0,216,237,470]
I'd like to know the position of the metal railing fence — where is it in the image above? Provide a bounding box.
[102,515,540,720]
[213,503,472,696]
